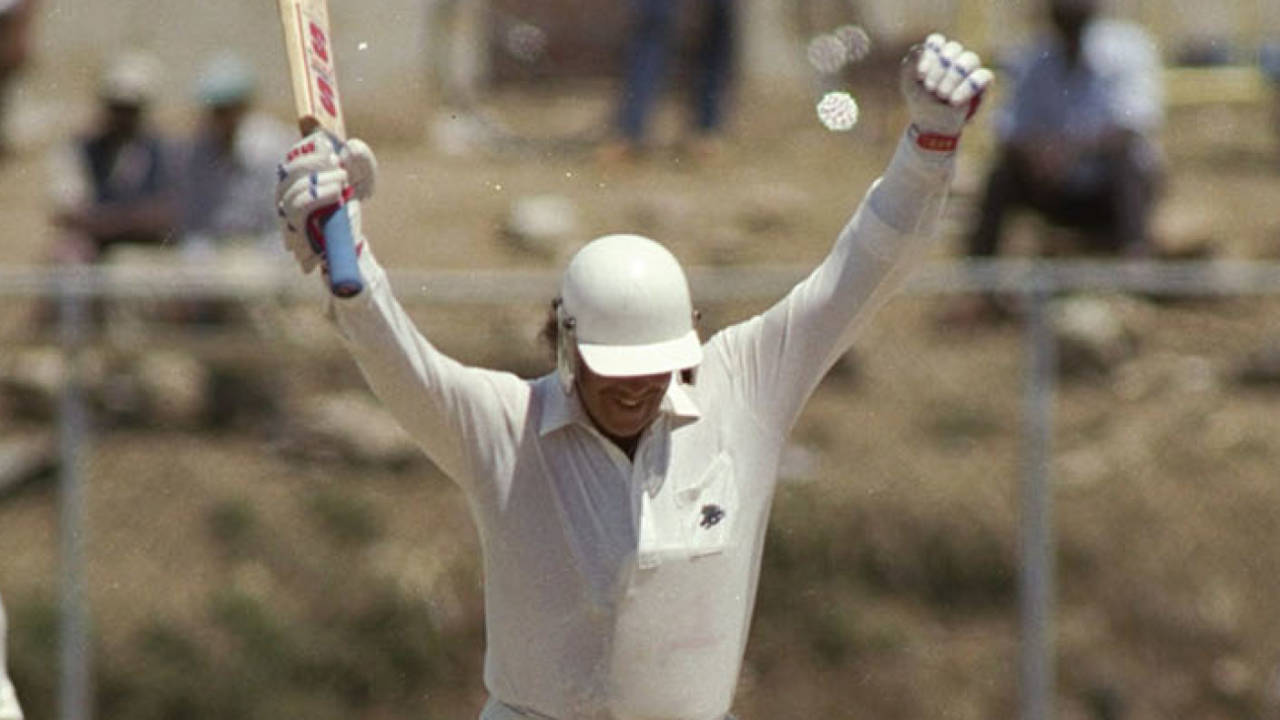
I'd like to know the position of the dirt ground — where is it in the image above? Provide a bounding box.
[3,66,1280,719]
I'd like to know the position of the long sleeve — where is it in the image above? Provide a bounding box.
[706,130,955,432]
[325,250,529,497]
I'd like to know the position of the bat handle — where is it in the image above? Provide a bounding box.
[319,204,363,298]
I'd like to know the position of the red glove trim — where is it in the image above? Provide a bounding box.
[285,140,318,163]
[304,186,357,255]
[965,93,983,121]
[910,125,959,152]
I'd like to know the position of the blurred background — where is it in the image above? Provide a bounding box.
[2,0,1280,719]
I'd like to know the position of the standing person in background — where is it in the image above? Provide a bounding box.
[599,0,736,163]
[178,51,294,255]
[0,593,22,720]
[47,50,177,264]
[950,0,1164,323]
[275,33,992,720]
[0,0,36,159]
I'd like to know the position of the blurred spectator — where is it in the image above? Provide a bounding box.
[177,51,294,255]
[0,592,21,720]
[47,50,178,263]
[0,0,36,158]
[599,0,736,163]
[951,0,1164,322]
[1262,40,1280,159]
[1261,40,1280,81]
[170,51,293,330]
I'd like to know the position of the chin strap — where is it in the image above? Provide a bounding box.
[554,297,577,395]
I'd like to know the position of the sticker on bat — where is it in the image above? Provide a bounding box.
[309,21,331,63]
[313,73,339,119]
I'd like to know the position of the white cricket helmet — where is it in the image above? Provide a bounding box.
[556,234,702,389]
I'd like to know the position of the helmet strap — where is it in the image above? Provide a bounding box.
[555,301,577,395]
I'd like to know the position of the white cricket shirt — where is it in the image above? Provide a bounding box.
[329,135,953,720]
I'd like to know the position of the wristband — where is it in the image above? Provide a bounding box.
[909,124,959,152]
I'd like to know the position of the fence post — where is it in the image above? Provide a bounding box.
[57,267,91,720]
[1019,273,1057,720]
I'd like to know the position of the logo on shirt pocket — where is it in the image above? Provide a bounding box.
[699,503,726,529]
[637,452,739,568]
[679,452,737,558]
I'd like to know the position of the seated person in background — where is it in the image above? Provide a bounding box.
[172,53,293,325]
[172,52,294,326]
[178,51,295,255]
[48,50,177,264]
[964,0,1164,262]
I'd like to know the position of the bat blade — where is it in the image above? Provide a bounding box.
[276,0,362,297]
[278,0,346,138]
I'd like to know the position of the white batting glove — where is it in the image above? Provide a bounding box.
[900,33,994,153]
[274,133,378,274]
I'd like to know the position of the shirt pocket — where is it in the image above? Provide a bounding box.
[637,452,739,568]
[676,451,738,558]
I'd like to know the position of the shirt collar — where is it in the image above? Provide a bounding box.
[538,374,702,437]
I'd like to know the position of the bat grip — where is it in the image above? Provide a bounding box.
[318,204,363,298]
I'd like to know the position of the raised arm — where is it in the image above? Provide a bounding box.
[274,137,525,495]
[708,34,993,431]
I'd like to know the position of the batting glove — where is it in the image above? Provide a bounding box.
[900,33,994,153]
[274,133,378,274]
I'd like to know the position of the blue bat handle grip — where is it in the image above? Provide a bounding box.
[319,204,363,298]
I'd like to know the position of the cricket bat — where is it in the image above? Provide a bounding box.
[275,0,363,297]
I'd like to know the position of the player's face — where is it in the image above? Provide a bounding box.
[575,356,671,445]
